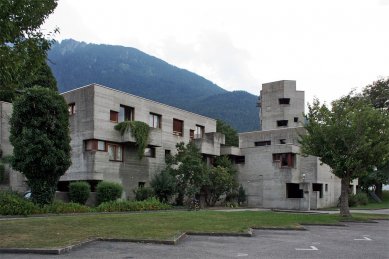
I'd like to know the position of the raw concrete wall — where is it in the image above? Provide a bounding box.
[61,84,223,199]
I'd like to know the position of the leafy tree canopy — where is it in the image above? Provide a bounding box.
[0,0,58,102]
[362,77,389,111]
[217,120,239,146]
[10,87,71,205]
[300,94,389,216]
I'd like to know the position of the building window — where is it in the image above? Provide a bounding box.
[85,140,106,151]
[149,113,161,128]
[144,147,156,158]
[173,119,184,136]
[277,120,288,127]
[68,103,76,115]
[107,143,123,161]
[279,98,290,105]
[110,110,119,122]
[190,129,195,140]
[195,125,204,139]
[286,183,303,198]
[138,182,145,188]
[325,184,328,192]
[165,149,171,162]
[273,153,295,168]
[279,139,286,144]
[294,117,299,123]
[119,105,134,122]
[235,156,245,164]
[313,183,323,198]
[255,140,271,146]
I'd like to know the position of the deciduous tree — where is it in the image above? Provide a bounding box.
[0,0,58,101]
[299,94,389,216]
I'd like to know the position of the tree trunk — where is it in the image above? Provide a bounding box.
[340,176,351,217]
[375,183,383,199]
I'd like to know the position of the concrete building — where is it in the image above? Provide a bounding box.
[223,80,356,210]
[60,84,224,198]
[0,81,355,209]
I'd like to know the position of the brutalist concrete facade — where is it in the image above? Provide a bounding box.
[61,84,224,199]
[225,80,355,210]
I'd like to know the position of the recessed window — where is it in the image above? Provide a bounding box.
[273,153,295,168]
[277,120,288,127]
[325,184,328,192]
[294,117,299,123]
[165,149,171,162]
[119,105,134,122]
[138,182,145,188]
[68,103,76,115]
[85,140,106,151]
[110,110,119,122]
[195,125,204,139]
[144,147,156,158]
[190,129,195,140]
[235,156,245,164]
[149,113,161,129]
[279,98,290,105]
[313,183,323,198]
[286,183,303,198]
[173,119,184,136]
[107,143,123,161]
[279,139,286,144]
[255,140,271,146]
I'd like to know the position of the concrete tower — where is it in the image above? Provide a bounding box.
[258,80,304,131]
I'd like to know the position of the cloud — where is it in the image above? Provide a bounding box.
[145,31,259,92]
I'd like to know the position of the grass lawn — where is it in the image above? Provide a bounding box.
[0,210,388,249]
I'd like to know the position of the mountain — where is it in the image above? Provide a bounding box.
[48,39,260,132]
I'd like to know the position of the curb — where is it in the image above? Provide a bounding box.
[186,228,253,237]
[252,227,307,231]
[300,223,347,227]
[340,220,379,224]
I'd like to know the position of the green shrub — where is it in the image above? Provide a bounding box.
[69,181,91,205]
[133,187,155,201]
[151,170,176,203]
[41,201,91,214]
[96,181,123,204]
[349,192,369,207]
[96,197,171,212]
[237,185,247,205]
[0,191,38,216]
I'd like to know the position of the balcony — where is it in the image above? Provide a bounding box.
[193,132,225,156]
[118,127,162,147]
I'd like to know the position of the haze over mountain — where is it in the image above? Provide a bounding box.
[48,39,259,132]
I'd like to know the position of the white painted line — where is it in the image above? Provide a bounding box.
[236,253,248,257]
[295,246,318,251]
[354,237,372,241]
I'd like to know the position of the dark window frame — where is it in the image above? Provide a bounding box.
[173,118,184,136]
[119,105,134,122]
[277,120,288,127]
[68,103,76,115]
[107,143,123,161]
[286,183,303,198]
[149,113,162,129]
[255,140,271,146]
[279,98,290,105]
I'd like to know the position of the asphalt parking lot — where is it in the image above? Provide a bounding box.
[1,220,388,259]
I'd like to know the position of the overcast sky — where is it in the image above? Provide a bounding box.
[43,0,389,105]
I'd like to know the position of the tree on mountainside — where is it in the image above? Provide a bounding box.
[217,120,239,146]
[299,94,389,216]
[10,87,71,205]
[0,0,58,102]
